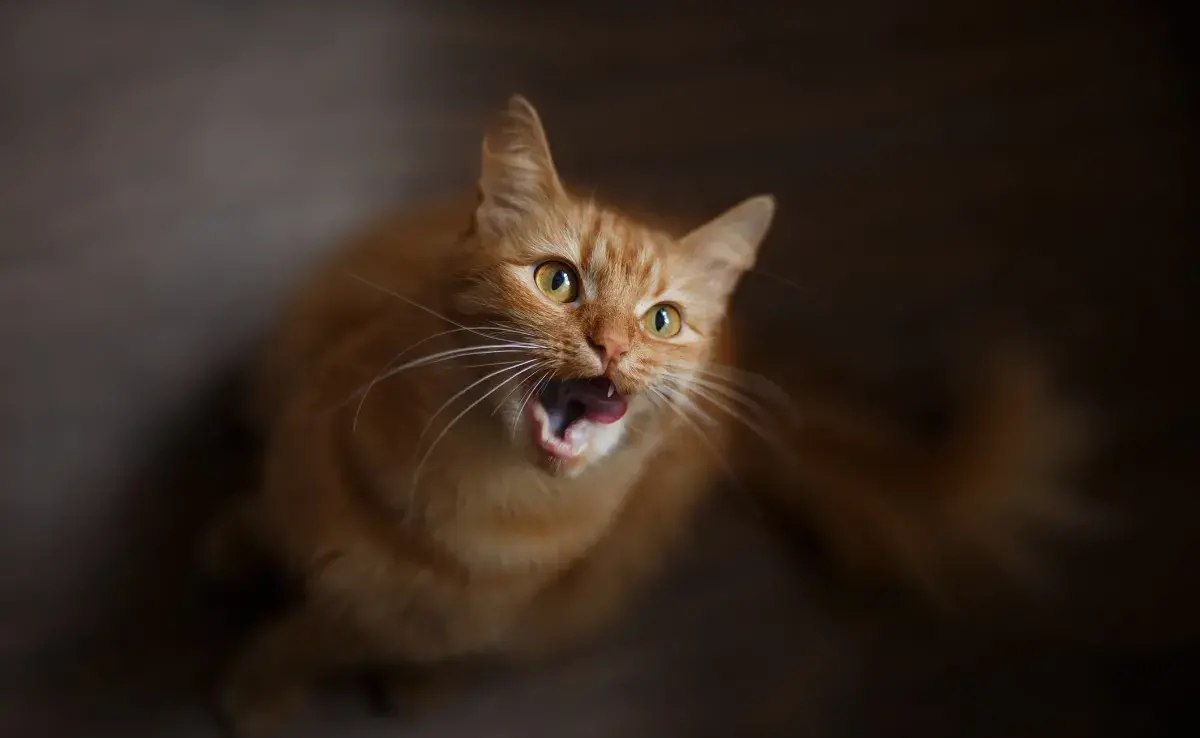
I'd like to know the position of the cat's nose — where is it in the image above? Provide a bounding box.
[587,329,630,371]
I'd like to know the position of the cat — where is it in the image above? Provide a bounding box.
[206,95,1088,735]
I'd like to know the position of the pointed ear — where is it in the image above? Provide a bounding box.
[477,95,563,238]
[679,195,776,294]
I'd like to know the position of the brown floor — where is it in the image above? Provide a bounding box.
[1,0,1197,736]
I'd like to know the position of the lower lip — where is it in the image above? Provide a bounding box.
[528,402,586,460]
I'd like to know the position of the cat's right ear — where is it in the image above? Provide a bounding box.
[476,95,564,238]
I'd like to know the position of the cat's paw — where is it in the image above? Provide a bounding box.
[373,667,460,716]
[216,669,306,738]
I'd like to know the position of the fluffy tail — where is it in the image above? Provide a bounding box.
[744,349,1096,596]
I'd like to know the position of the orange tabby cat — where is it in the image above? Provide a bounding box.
[208,95,1087,735]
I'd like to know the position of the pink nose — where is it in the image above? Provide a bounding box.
[588,329,629,370]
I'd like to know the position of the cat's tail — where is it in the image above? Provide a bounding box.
[745,348,1098,596]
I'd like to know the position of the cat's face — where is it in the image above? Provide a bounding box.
[456,96,774,477]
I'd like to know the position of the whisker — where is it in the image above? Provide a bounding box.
[666,360,797,413]
[512,370,551,439]
[672,373,766,415]
[659,382,720,427]
[411,362,544,490]
[662,374,782,449]
[458,360,531,369]
[350,272,556,354]
[647,386,744,493]
[349,273,510,345]
[746,266,810,296]
[486,321,538,339]
[360,326,537,385]
[416,360,540,444]
[350,344,536,431]
[493,361,550,415]
[654,375,723,426]
[354,344,533,397]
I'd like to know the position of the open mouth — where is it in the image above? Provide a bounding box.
[528,377,628,460]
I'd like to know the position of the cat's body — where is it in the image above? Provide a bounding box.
[242,204,721,662]
[212,96,1087,735]
[214,99,763,734]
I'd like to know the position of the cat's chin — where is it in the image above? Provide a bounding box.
[522,385,628,477]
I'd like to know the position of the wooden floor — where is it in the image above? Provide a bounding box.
[1,0,1196,736]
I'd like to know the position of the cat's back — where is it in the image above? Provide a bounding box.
[250,200,475,429]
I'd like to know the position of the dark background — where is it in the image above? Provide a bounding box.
[1,0,1197,735]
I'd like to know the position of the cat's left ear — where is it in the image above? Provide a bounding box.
[477,95,564,239]
[679,195,776,295]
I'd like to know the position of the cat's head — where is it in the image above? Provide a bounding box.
[456,96,774,476]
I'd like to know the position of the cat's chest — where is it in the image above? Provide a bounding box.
[420,454,646,574]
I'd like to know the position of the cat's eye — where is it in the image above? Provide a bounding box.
[533,261,579,303]
[642,303,682,338]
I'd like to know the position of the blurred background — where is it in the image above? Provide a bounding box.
[1,0,1197,735]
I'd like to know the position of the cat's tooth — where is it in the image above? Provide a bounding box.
[607,384,614,397]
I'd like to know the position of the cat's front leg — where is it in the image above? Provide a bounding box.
[371,663,463,716]
[218,606,369,737]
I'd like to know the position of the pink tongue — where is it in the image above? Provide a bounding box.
[567,378,627,424]
[584,400,627,424]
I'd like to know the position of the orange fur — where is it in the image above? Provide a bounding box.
[213,96,773,735]
[209,95,1089,735]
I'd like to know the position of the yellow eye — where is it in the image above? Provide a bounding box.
[533,261,579,303]
[642,303,682,338]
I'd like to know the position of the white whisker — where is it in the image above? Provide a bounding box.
[493,361,550,415]
[662,375,780,449]
[486,321,538,339]
[411,362,544,491]
[349,273,510,345]
[350,344,538,431]
[666,360,796,413]
[655,379,719,427]
[647,386,744,493]
[458,360,531,369]
[354,344,532,395]
[417,360,539,443]
[511,370,552,439]
[357,326,531,387]
[674,373,765,415]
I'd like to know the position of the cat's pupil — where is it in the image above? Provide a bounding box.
[551,270,567,292]
[654,308,668,332]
